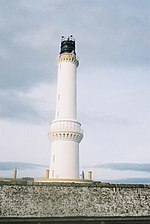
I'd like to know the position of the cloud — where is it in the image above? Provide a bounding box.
[0,2,58,91]
[81,112,131,126]
[90,163,150,173]
[0,46,10,59]
[20,0,58,13]
[0,162,46,171]
[0,0,149,177]
[0,0,149,91]
[13,28,53,50]
[75,0,149,68]
[104,177,150,184]
[81,164,150,183]
[0,45,54,90]
[0,84,55,123]
[0,90,44,123]
[1,162,150,183]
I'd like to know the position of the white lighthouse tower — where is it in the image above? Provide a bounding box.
[48,35,83,179]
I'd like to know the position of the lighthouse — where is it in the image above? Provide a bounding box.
[48,35,83,179]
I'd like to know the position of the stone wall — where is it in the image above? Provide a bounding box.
[0,181,150,217]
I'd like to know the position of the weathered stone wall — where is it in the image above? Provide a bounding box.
[0,182,150,217]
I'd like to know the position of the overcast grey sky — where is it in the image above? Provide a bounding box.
[0,0,149,181]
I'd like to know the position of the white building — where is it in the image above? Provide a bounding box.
[48,35,83,179]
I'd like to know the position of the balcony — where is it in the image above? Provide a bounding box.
[49,120,83,135]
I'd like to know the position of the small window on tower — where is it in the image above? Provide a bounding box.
[57,111,59,118]
[53,155,55,162]
[58,94,60,100]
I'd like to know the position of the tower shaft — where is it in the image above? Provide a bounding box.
[48,36,83,179]
[55,53,78,120]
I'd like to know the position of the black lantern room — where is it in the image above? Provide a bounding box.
[60,35,76,54]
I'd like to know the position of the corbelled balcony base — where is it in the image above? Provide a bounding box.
[48,119,83,143]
